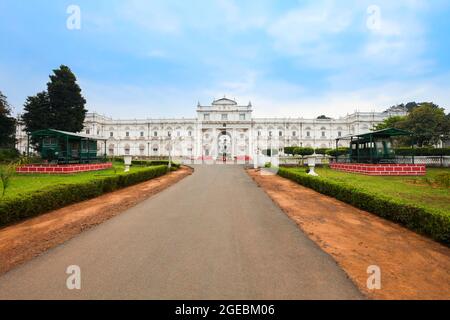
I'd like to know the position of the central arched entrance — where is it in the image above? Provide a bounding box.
[217,131,232,160]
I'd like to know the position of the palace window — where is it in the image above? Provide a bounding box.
[140,131,144,137]
[322,131,326,137]
[86,129,90,135]
[154,131,158,137]
[124,145,130,155]
[188,131,192,136]
[239,114,246,121]
[126,132,130,137]
[258,131,261,136]
[108,144,114,155]
[110,132,114,137]
[204,114,210,121]
[221,114,228,121]
[292,131,296,137]
[306,131,310,137]
[279,131,283,137]
[338,131,342,137]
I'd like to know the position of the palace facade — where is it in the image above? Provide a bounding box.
[15,97,407,159]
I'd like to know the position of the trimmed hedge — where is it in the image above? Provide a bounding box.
[395,147,450,156]
[0,165,168,227]
[278,168,450,245]
[131,160,181,169]
[326,147,349,157]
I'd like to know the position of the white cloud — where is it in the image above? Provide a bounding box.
[267,0,353,55]
[118,0,181,35]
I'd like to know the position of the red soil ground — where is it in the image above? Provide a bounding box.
[247,169,450,300]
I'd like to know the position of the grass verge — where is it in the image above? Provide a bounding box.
[278,167,450,245]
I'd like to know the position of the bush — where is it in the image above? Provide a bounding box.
[326,147,349,157]
[314,148,330,155]
[131,160,180,169]
[293,147,315,157]
[0,149,19,162]
[395,147,450,156]
[284,147,296,156]
[277,168,450,245]
[0,165,168,227]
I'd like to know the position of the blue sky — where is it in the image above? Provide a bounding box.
[1,0,449,119]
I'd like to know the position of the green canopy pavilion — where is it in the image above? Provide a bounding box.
[336,128,413,164]
[29,129,108,164]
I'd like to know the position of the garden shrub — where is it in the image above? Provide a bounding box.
[131,159,181,169]
[314,148,329,155]
[0,165,168,227]
[278,168,450,245]
[0,149,19,162]
[326,147,349,157]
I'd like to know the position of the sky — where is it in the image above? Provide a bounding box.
[1,0,449,119]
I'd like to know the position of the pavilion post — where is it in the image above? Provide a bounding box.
[87,139,90,164]
[66,136,69,164]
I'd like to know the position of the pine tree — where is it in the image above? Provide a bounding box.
[47,65,87,132]
[22,91,52,133]
[0,91,16,148]
[21,65,87,135]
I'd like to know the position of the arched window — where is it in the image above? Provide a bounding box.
[109,127,115,138]
[305,127,312,137]
[124,144,130,155]
[139,144,145,155]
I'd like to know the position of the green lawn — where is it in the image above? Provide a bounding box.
[287,167,450,214]
[0,162,152,200]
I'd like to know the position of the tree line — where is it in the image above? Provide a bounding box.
[374,102,450,147]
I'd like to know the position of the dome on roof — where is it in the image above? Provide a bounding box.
[212,97,237,106]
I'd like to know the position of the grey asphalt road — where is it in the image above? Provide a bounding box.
[0,165,363,299]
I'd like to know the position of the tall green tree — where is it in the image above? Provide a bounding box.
[47,65,87,132]
[22,91,51,134]
[0,91,16,148]
[404,103,449,147]
[373,115,407,131]
[21,65,87,134]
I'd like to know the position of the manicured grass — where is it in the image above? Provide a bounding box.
[287,167,450,215]
[0,162,151,200]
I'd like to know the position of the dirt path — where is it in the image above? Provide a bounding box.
[247,169,450,300]
[0,166,193,275]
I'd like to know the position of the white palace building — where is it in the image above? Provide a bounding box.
[16,97,407,160]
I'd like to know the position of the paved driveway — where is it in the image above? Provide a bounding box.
[0,165,362,299]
